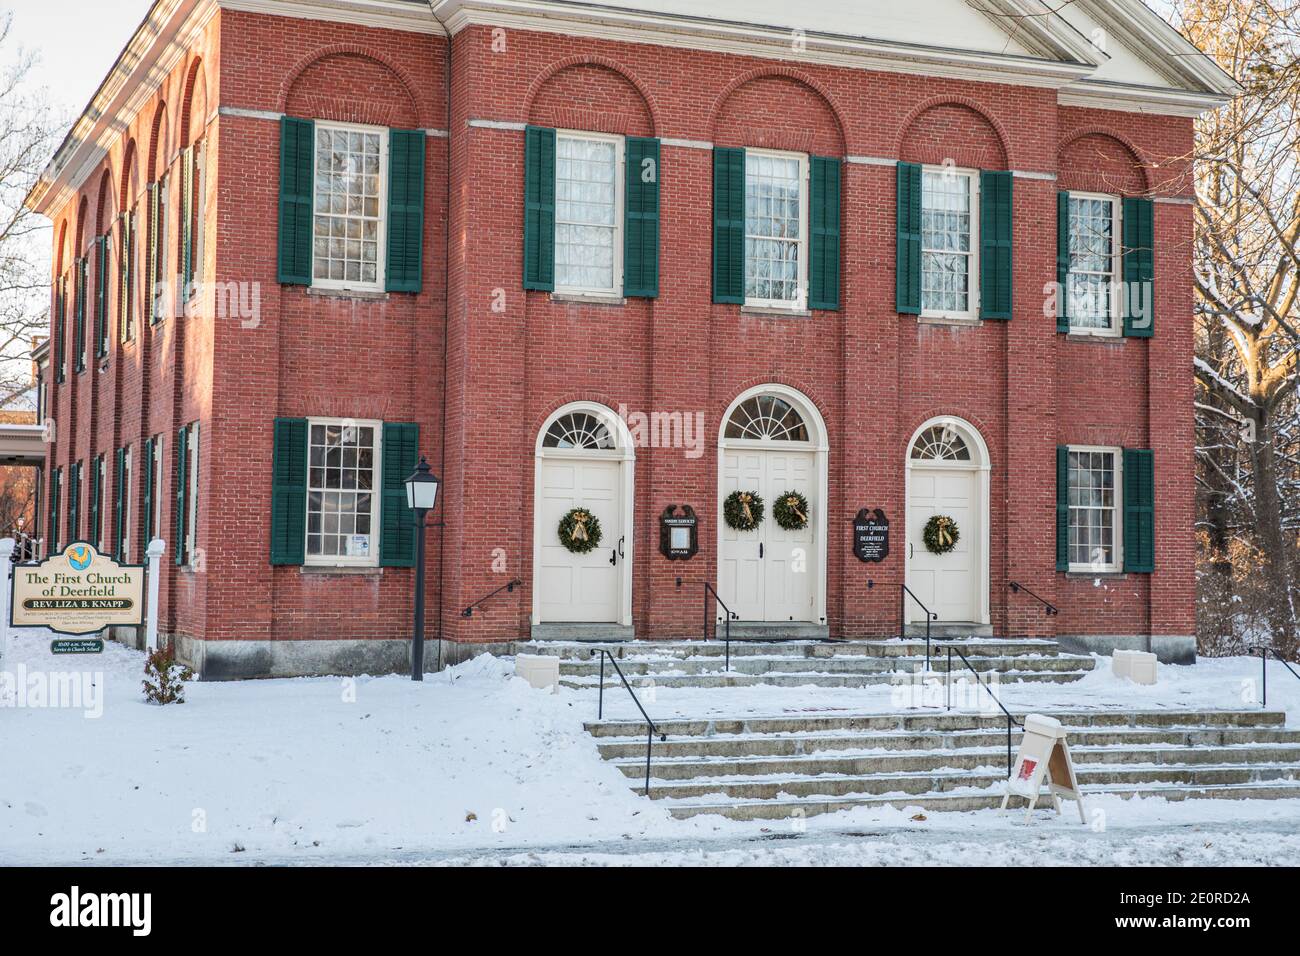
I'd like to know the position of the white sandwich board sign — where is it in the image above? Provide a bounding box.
[1000,713,1087,823]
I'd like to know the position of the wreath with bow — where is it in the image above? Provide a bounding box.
[558,508,603,554]
[923,514,960,555]
[773,490,810,531]
[723,490,765,532]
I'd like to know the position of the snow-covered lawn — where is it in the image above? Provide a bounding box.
[2,630,1299,866]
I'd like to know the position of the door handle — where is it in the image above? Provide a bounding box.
[618,535,625,558]
[759,542,764,559]
[909,543,914,558]
[609,547,617,566]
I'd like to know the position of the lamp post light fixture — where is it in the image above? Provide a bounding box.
[404,456,441,681]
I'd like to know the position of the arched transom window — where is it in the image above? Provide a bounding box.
[543,412,615,450]
[725,395,809,442]
[910,425,971,461]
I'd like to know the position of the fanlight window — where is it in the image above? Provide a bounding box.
[725,395,809,442]
[910,425,971,461]
[543,412,615,450]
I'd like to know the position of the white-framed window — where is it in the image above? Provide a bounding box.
[305,418,381,566]
[185,422,200,566]
[744,149,808,310]
[151,434,164,542]
[312,122,388,292]
[921,165,979,319]
[121,445,132,563]
[1067,445,1123,572]
[1067,192,1121,335]
[555,130,624,295]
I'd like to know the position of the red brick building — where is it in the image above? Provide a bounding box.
[26,0,1234,677]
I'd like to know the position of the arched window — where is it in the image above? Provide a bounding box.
[724,394,809,441]
[910,425,971,461]
[542,412,615,450]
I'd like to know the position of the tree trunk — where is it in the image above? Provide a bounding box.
[1249,412,1297,656]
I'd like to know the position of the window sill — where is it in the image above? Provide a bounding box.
[917,315,980,328]
[300,565,383,576]
[1066,331,1124,344]
[550,292,626,306]
[1064,570,1128,579]
[741,304,811,318]
[306,286,389,302]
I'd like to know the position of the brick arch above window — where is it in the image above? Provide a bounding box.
[710,68,846,156]
[526,58,655,137]
[119,139,138,213]
[281,46,423,129]
[146,101,169,184]
[94,169,116,235]
[180,56,208,148]
[1058,129,1150,196]
[898,99,1009,170]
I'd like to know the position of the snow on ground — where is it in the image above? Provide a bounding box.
[2,630,1299,866]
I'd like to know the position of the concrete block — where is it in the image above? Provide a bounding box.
[515,653,560,690]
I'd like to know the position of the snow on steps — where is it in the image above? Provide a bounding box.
[584,709,1300,821]
[510,638,1096,690]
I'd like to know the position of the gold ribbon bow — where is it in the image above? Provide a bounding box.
[570,511,590,542]
[935,516,953,546]
[784,496,807,522]
[738,494,754,524]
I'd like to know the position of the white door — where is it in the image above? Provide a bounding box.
[907,466,979,622]
[719,447,816,622]
[537,457,621,622]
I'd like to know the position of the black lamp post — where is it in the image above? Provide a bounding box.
[404,456,440,681]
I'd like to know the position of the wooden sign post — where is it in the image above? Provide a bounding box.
[1000,713,1087,824]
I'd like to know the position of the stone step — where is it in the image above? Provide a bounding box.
[513,638,1064,660]
[594,726,1300,760]
[663,780,1300,821]
[585,709,1289,738]
[561,669,1093,690]
[556,652,1093,678]
[613,744,1300,782]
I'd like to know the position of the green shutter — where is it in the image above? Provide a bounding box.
[175,426,188,566]
[623,136,660,298]
[89,457,101,548]
[1122,197,1154,338]
[380,422,420,567]
[523,125,556,291]
[115,447,126,560]
[74,257,87,372]
[146,184,160,324]
[1123,448,1155,572]
[68,461,80,544]
[712,146,745,304]
[270,418,307,565]
[53,279,66,383]
[278,117,315,285]
[386,128,426,293]
[810,155,841,311]
[181,145,194,294]
[49,468,61,553]
[119,213,134,342]
[1056,192,1070,334]
[979,170,1013,320]
[142,437,154,545]
[94,237,107,356]
[896,162,922,314]
[1056,445,1070,572]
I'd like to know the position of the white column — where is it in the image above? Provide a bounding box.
[0,537,13,675]
[145,538,166,652]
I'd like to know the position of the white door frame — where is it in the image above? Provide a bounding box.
[904,415,991,625]
[716,384,829,625]
[531,401,636,626]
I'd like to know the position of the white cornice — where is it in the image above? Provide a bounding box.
[433,0,1097,88]
[1058,80,1231,118]
[219,0,443,34]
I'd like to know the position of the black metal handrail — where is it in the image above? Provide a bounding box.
[1255,645,1300,708]
[1008,581,1059,616]
[704,582,740,670]
[941,643,1022,776]
[460,579,522,618]
[901,584,938,670]
[594,649,667,795]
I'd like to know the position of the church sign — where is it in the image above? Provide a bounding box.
[853,509,890,563]
[11,543,146,636]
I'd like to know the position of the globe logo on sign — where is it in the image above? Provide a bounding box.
[67,545,93,571]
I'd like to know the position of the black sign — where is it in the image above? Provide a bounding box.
[659,505,699,560]
[853,508,889,563]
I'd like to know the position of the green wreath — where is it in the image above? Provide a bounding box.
[923,514,960,555]
[723,490,765,532]
[558,508,603,554]
[773,490,810,531]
